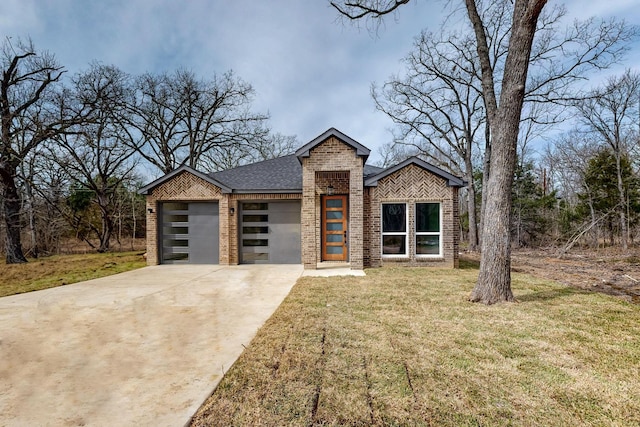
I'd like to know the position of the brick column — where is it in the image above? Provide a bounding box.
[301,159,317,269]
[146,198,158,265]
[349,163,364,270]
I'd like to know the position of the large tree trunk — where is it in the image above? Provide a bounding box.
[470,0,546,304]
[471,123,517,303]
[1,165,28,263]
[479,124,491,246]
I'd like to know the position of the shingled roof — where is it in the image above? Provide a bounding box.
[138,128,463,195]
[207,155,387,194]
[210,155,302,193]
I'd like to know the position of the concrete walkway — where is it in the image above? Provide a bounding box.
[0,264,303,427]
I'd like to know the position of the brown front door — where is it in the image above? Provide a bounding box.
[322,195,348,261]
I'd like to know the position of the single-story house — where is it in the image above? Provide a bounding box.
[139,128,465,270]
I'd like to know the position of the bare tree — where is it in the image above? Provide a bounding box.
[371,1,636,256]
[128,69,272,175]
[0,38,86,263]
[576,70,640,250]
[332,0,636,303]
[21,152,71,255]
[331,0,548,303]
[373,29,485,250]
[374,140,418,168]
[52,63,138,252]
[200,132,297,171]
[544,130,599,206]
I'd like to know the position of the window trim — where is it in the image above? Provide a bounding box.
[381,202,409,258]
[415,202,443,258]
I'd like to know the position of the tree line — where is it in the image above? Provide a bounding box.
[0,38,295,263]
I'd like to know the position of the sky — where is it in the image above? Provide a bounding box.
[1,0,639,166]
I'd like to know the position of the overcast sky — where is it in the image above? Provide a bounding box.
[1,1,639,165]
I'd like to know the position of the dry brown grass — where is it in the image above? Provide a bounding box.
[191,266,640,426]
[0,252,146,297]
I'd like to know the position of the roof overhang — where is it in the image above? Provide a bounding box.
[138,165,232,195]
[365,157,467,188]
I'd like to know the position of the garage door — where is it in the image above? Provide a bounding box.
[160,202,219,264]
[240,201,301,264]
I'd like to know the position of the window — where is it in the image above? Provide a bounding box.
[416,203,441,256]
[242,202,268,211]
[242,226,269,234]
[242,239,268,247]
[382,203,407,256]
[242,214,268,223]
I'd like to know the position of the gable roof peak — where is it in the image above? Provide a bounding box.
[138,164,232,195]
[295,127,370,163]
[365,156,466,188]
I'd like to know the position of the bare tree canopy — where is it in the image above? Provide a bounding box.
[371,1,636,256]
[331,0,547,303]
[0,38,83,263]
[1,38,295,258]
[576,70,640,250]
[127,69,276,175]
[373,29,485,250]
[51,63,139,252]
[331,0,410,21]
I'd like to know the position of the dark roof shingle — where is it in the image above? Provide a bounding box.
[210,155,302,193]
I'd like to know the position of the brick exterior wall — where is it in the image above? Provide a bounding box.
[363,187,373,267]
[301,137,364,269]
[366,164,460,268]
[144,169,302,266]
[144,146,460,270]
[145,171,224,265]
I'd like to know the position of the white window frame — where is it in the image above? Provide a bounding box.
[381,202,409,258]
[415,202,443,258]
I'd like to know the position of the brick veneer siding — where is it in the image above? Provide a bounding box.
[301,137,365,269]
[366,164,460,268]
[363,186,373,267]
[145,171,224,265]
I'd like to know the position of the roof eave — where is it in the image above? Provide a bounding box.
[230,189,302,194]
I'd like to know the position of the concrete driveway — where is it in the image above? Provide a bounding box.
[0,264,303,426]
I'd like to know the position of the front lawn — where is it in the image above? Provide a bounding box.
[191,266,640,426]
[0,252,147,297]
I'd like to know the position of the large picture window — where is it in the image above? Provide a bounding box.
[416,202,441,256]
[382,203,407,256]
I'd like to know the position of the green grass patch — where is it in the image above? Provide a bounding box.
[192,267,640,427]
[0,252,146,297]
